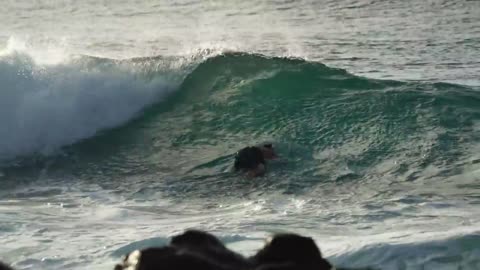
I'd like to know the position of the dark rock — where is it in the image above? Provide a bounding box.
[171,230,251,269]
[0,261,13,270]
[115,230,336,270]
[114,246,232,270]
[251,233,333,270]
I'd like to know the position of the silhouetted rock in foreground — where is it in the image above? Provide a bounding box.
[0,261,13,270]
[0,230,375,270]
[115,230,336,270]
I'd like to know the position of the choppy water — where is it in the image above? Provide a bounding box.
[1,1,479,270]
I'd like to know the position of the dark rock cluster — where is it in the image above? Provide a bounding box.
[115,230,337,270]
[0,261,13,270]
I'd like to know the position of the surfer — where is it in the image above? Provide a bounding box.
[234,143,277,177]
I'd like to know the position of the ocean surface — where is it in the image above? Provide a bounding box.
[1,1,480,269]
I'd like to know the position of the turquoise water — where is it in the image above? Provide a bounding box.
[1,1,480,269]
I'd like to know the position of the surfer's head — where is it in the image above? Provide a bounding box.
[234,147,264,170]
[259,143,277,160]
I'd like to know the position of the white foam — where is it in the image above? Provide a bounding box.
[0,45,178,161]
[0,36,70,65]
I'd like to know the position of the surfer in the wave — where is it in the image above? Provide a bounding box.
[234,143,277,177]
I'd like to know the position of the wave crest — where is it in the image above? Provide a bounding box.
[0,51,177,161]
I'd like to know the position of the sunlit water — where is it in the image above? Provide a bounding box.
[0,1,479,269]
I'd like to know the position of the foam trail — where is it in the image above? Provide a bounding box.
[0,49,176,162]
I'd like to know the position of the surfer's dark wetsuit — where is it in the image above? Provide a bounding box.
[234,146,265,171]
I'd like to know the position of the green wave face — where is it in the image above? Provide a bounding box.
[158,53,479,182]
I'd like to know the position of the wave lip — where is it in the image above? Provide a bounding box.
[0,51,177,162]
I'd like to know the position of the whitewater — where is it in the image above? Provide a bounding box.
[1,1,479,270]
